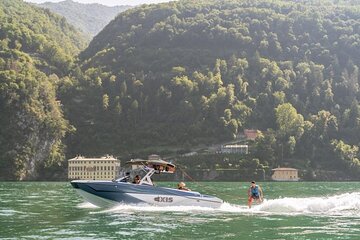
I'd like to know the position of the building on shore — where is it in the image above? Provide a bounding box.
[220,144,249,154]
[271,167,299,181]
[243,129,259,140]
[68,155,121,180]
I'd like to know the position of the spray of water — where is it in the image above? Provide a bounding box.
[77,202,99,209]
[79,192,360,217]
[253,192,360,216]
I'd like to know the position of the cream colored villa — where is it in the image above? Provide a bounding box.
[271,167,299,181]
[68,155,121,180]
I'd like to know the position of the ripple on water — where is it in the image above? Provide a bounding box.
[107,220,133,226]
[65,220,88,224]
[51,229,84,237]
[0,193,12,197]
[0,209,25,216]
[1,182,360,240]
[115,231,134,236]
[21,236,49,240]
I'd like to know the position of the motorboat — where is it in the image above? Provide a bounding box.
[71,159,224,208]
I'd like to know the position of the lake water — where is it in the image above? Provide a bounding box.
[0,182,359,239]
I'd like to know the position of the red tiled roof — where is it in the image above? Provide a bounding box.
[244,129,258,140]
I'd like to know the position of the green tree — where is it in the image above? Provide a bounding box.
[275,103,304,139]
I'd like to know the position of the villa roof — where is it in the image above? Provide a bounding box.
[244,129,258,140]
[272,167,298,171]
[68,155,118,161]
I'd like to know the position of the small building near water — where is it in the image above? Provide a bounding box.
[271,167,299,181]
[68,155,121,180]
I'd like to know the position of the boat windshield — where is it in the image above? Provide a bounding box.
[115,159,176,185]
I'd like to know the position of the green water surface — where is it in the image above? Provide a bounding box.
[0,182,359,239]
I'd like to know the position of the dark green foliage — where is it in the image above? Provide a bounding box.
[65,0,360,178]
[176,154,267,181]
[0,0,87,76]
[2,0,360,180]
[0,61,69,180]
[38,0,132,37]
[0,0,85,180]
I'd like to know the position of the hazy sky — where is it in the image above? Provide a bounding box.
[25,0,173,6]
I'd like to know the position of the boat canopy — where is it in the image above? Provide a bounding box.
[126,159,176,173]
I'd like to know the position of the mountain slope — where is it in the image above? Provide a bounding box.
[66,0,360,178]
[38,0,132,36]
[0,0,86,180]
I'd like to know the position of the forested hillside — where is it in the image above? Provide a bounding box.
[38,0,132,37]
[1,0,360,180]
[0,0,86,180]
[64,0,360,178]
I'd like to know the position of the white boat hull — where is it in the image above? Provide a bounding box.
[72,181,223,208]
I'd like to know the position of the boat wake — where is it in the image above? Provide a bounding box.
[252,192,360,216]
[79,192,360,217]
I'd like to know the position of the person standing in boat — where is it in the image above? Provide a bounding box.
[247,181,263,208]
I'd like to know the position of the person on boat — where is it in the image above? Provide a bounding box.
[133,175,141,184]
[247,181,263,208]
[154,165,164,174]
[177,182,190,191]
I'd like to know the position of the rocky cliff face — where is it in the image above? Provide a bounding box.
[0,0,81,180]
[0,66,69,180]
[15,110,64,180]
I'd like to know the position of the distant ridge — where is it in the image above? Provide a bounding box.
[38,0,132,36]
